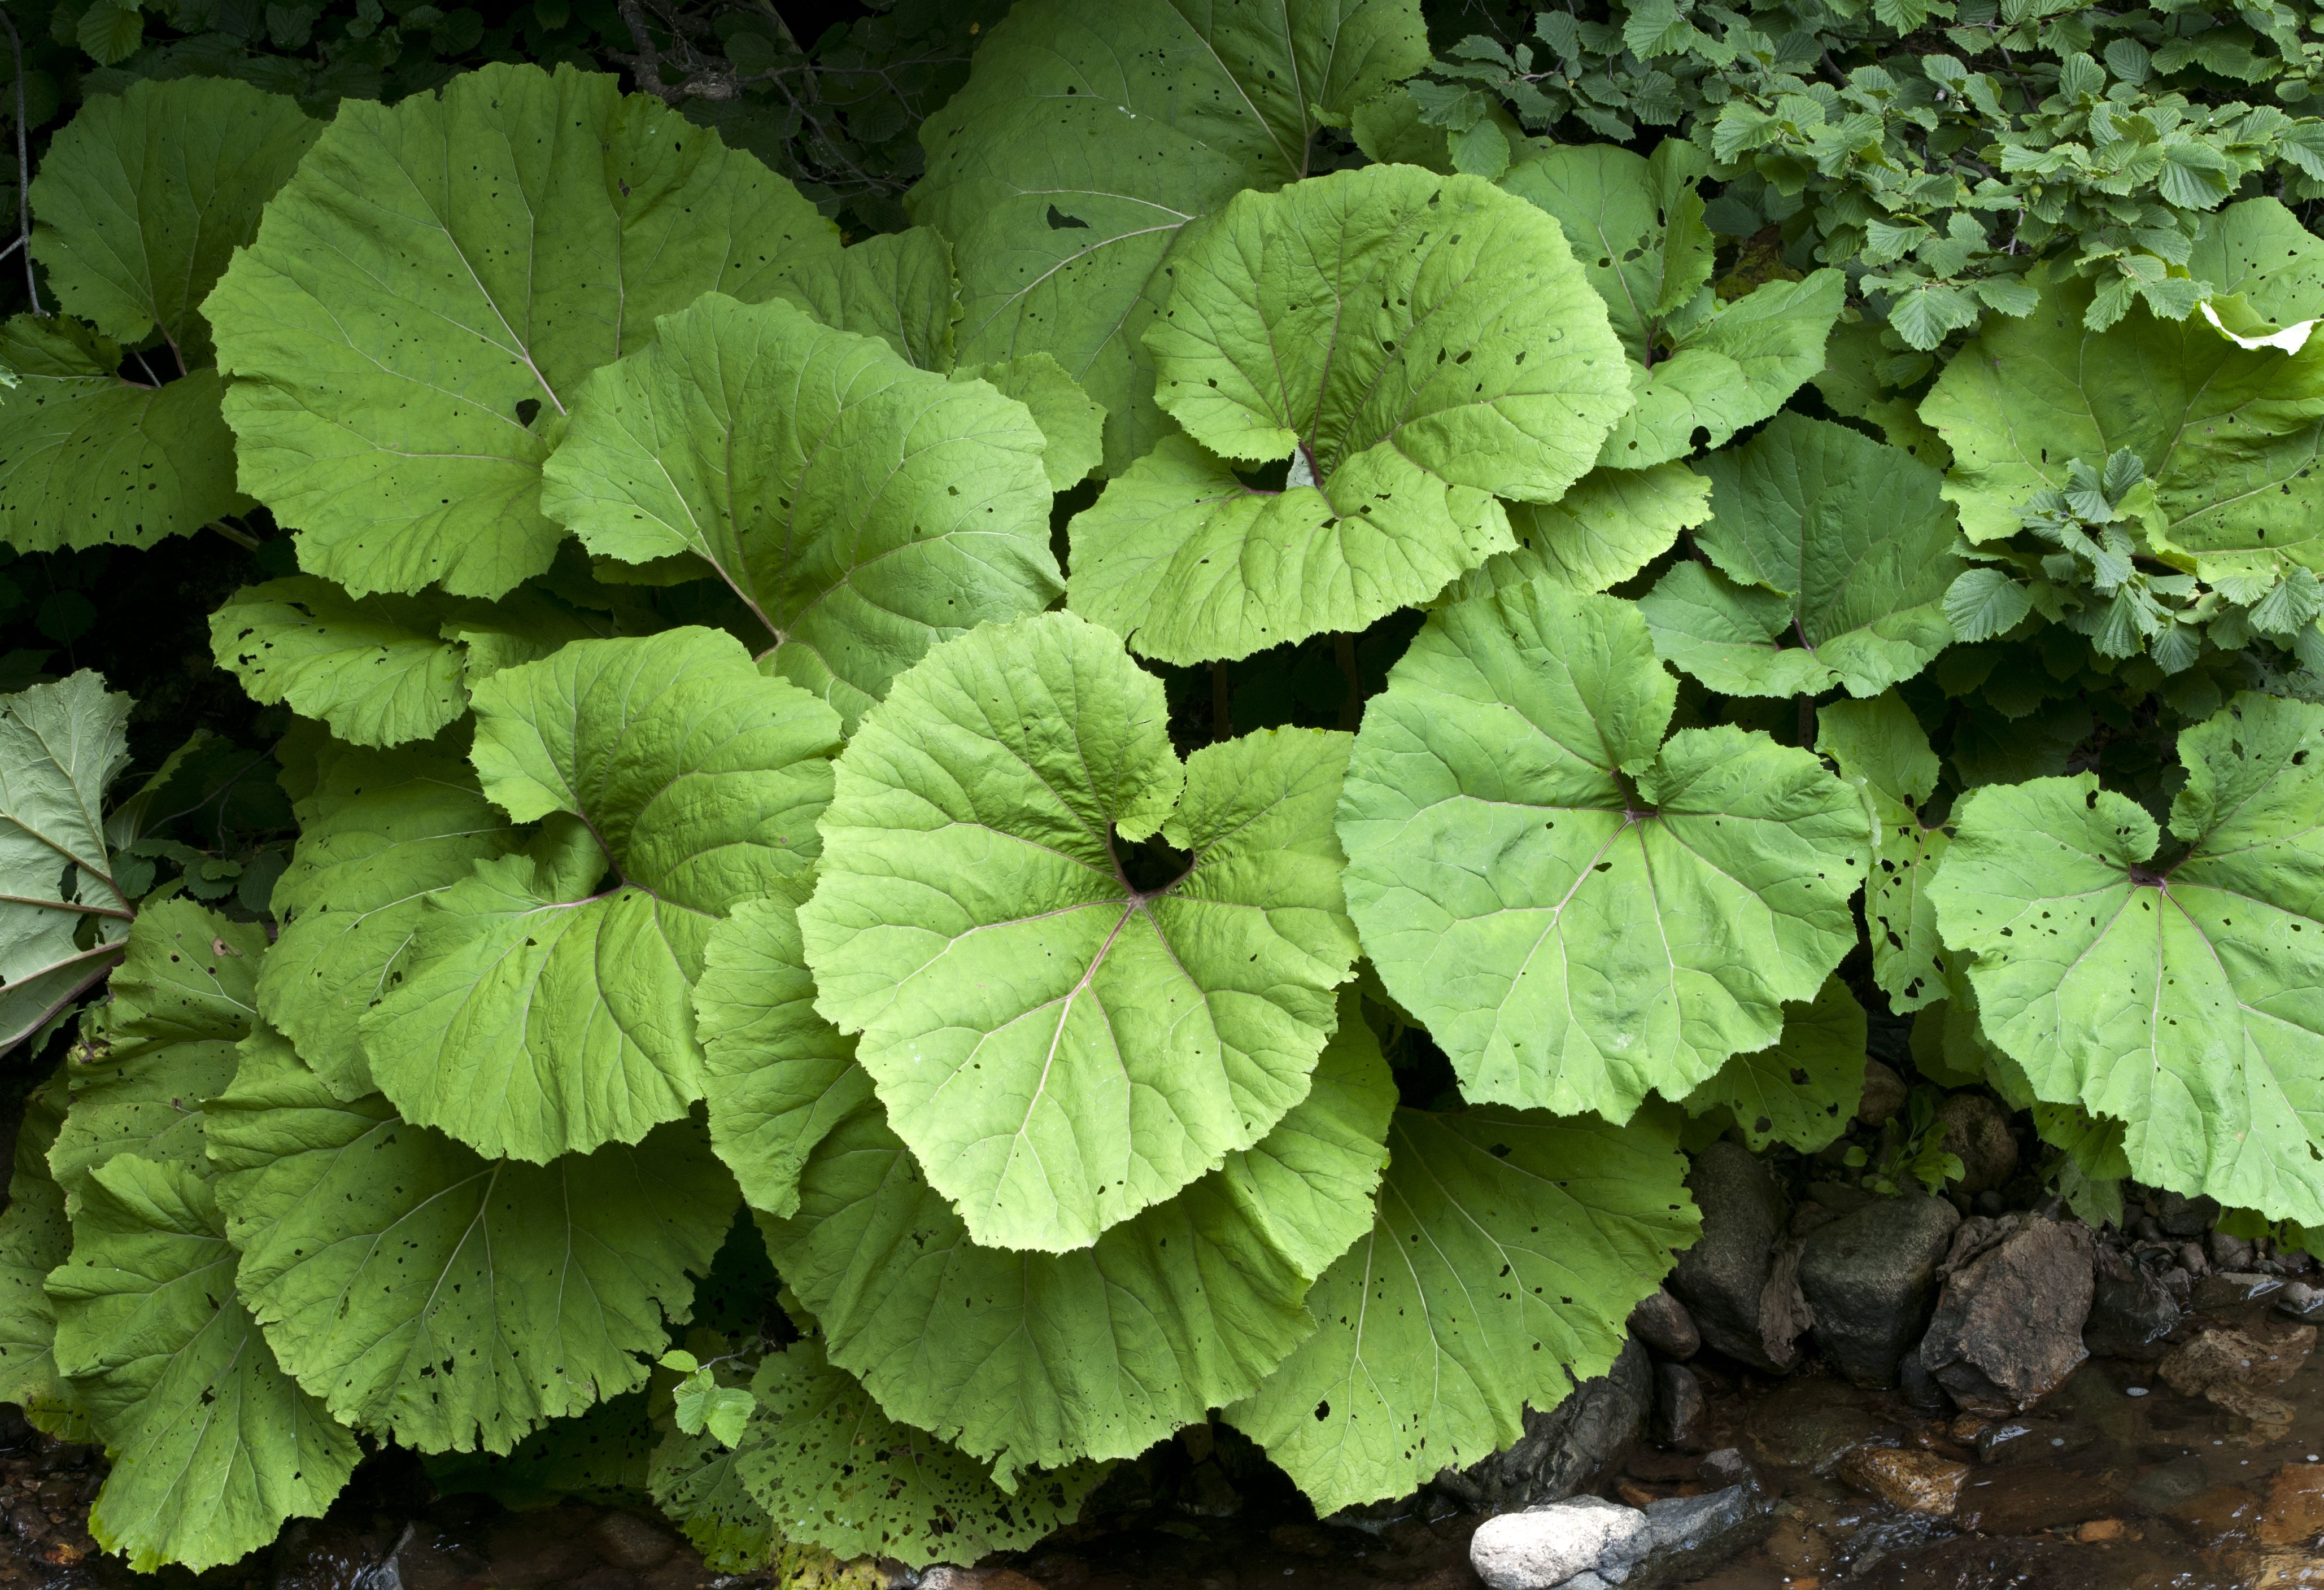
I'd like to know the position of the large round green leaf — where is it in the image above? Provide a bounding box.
[1922,199,2324,574]
[50,1154,357,1572]
[0,670,132,1051]
[1681,975,1867,1154]
[759,997,1394,1480]
[1929,692,2324,1224]
[258,737,521,1100]
[1451,463,1713,604]
[204,63,840,600]
[1338,579,1869,1119]
[1068,166,1632,665]
[0,1078,89,1440]
[1636,414,1961,699]
[207,1032,737,1456]
[1223,1101,1696,1514]
[799,611,1360,1252]
[30,77,315,366]
[542,294,1059,732]
[738,1339,1108,1568]
[361,628,841,1163]
[907,0,1428,474]
[1817,694,1949,1013]
[0,315,242,553]
[1499,142,1842,471]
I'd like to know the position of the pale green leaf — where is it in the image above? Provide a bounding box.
[542,296,1058,731]
[738,1339,1108,1568]
[1449,463,1713,603]
[909,0,1428,472]
[1929,693,2324,1224]
[1498,141,1714,356]
[798,611,1360,1251]
[209,577,595,749]
[1223,1102,1697,1514]
[1683,975,1867,1152]
[1068,165,1630,664]
[0,1078,91,1440]
[1338,580,1869,1119]
[0,316,243,553]
[1639,414,1961,697]
[29,77,316,364]
[206,1034,738,1455]
[205,63,841,600]
[651,1405,775,1572]
[363,628,841,1163]
[759,995,1395,1479]
[258,737,521,1100]
[770,226,957,372]
[1924,200,2324,574]
[1597,273,1846,469]
[0,670,132,1052]
[49,1154,358,1572]
[959,352,1106,489]
[1818,694,1950,1012]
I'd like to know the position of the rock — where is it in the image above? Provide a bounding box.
[1899,1343,1948,1410]
[1628,1290,1699,1361]
[2280,1280,2324,1322]
[2160,1324,2316,1430]
[1856,1060,1907,1129]
[1470,1497,1650,1590]
[1435,1336,1651,1512]
[586,1512,676,1571]
[2213,1231,2256,1270]
[1920,1215,2096,1412]
[1625,1482,1776,1587]
[1742,1377,1886,1473]
[1935,1093,2018,1195]
[2179,1240,2211,1277]
[921,1572,1045,1590]
[1798,1194,1961,1388]
[2084,1246,2181,1361]
[2153,1190,2219,1238]
[1652,1362,1706,1451]
[1837,1446,1971,1516]
[2260,1461,2324,1546]
[1665,1142,1798,1373]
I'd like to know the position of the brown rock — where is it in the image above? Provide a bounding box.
[1935,1093,2018,1194]
[587,1512,677,1571]
[2162,1324,2316,1434]
[2264,1462,2324,1546]
[1629,1288,1701,1360]
[1835,1446,1970,1517]
[1920,1215,2095,1411]
[2075,1518,2130,1543]
[1856,1060,1907,1129]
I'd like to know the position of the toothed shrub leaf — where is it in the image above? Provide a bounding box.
[204,63,841,600]
[1930,692,2324,1225]
[1223,1100,1697,1513]
[757,997,1394,1480]
[798,611,1361,1252]
[360,628,841,1163]
[908,0,1429,472]
[542,295,1060,732]
[206,1031,736,1455]
[737,1339,1108,1567]
[1338,579,1869,1119]
[1068,165,1632,665]
[1923,199,2324,575]
[49,1153,358,1572]
[1637,414,1962,698]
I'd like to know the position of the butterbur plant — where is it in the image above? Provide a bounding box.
[1,0,2322,1574]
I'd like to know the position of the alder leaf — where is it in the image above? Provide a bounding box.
[0,316,243,553]
[650,1404,776,1572]
[798,611,1360,1252]
[908,0,1429,471]
[258,737,521,1100]
[204,63,841,600]
[1068,165,1632,665]
[29,77,316,365]
[758,994,1395,1481]
[542,295,1058,731]
[209,577,596,749]
[361,628,841,1163]
[1337,579,1869,1120]
[1923,199,2324,574]
[0,670,133,1053]
[737,1339,1108,1568]
[1637,414,1961,698]
[1818,694,1950,1012]
[206,1032,737,1456]
[1930,692,2324,1224]
[48,1154,357,1572]
[1223,1102,1697,1514]
[1682,975,1867,1153]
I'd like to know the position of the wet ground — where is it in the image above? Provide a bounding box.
[10,1287,2324,1590]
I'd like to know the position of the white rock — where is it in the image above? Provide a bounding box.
[1470,1496,1652,1590]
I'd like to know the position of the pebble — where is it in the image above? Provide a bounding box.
[1835,1447,1972,1517]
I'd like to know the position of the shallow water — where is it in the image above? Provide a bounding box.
[10,1290,2324,1590]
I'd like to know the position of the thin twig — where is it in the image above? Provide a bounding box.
[206,518,263,552]
[0,4,38,315]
